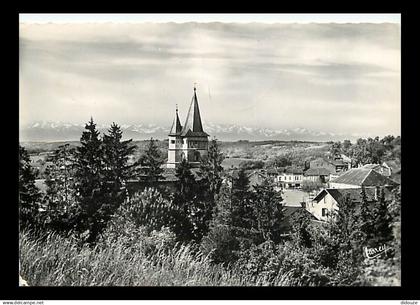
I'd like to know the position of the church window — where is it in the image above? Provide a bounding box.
[171,140,175,144]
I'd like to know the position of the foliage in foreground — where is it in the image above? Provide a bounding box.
[19,230,276,286]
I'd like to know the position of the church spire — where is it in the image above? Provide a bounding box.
[169,104,182,135]
[181,86,208,136]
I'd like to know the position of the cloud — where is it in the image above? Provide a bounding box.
[19,22,401,136]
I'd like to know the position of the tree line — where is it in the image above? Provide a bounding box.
[19,119,401,285]
[329,135,401,166]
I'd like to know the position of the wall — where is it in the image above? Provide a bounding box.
[306,192,338,221]
[329,182,360,189]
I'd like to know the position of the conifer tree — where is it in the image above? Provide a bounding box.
[103,122,137,205]
[175,158,196,200]
[198,138,224,201]
[358,186,374,245]
[250,179,284,244]
[230,168,254,241]
[138,138,164,182]
[43,144,78,232]
[371,187,393,244]
[73,118,107,242]
[19,145,41,230]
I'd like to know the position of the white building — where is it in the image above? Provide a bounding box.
[167,87,209,168]
[307,187,391,222]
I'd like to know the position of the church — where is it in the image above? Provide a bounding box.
[126,86,209,194]
[167,86,209,168]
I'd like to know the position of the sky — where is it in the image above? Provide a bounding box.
[19,14,401,136]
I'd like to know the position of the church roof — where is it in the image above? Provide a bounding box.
[180,87,209,137]
[169,106,183,136]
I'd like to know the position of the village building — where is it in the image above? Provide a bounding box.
[303,167,332,184]
[329,167,399,189]
[309,157,349,180]
[362,163,392,177]
[167,86,209,169]
[276,167,304,189]
[382,160,401,184]
[306,187,392,222]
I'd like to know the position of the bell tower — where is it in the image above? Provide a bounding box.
[167,86,209,168]
[167,105,183,168]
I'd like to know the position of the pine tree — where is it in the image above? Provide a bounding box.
[102,122,137,206]
[200,184,240,264]
[198,138,224,202]
[175,158,196,200]
[138,138,164,182]
[250,179,284,244]
[371,187,393,245]
[73,118,107,242]
[230,168,254,242]
[43,144,78,232]
[359,186,374,245]
[19,145,41,230]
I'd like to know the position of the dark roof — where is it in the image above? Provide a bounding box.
[304,167,332,176]
[168,108,183,136]
[279,206,317,232]
[330,168,399,186]
[180,87,209,137]
[313,187,392,205]
[285,166,304,174]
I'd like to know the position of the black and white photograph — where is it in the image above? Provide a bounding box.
[18,13,401,287]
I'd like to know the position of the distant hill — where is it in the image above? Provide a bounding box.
[20,121,363,142]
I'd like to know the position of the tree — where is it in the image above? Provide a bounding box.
[269,155,292,168]
[175,158,196,200]
[43,144,78,232]
[290,208,313,248]
[198,138,225,202]
[19,145,41,230]
[301,180,325,193]
[250,179,284,244]
[342,140,352,154]
[358,186,374,246]
[371,188,393,245]
[73,118,108,243]
[102,123,137,209]
[200,185,240,264]
[138,138,164,182]
[329,142,342,159]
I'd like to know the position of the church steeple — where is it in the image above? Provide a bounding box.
[169,104,182,135]
[181,86,208,137]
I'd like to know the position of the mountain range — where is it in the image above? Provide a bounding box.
[19,121,364,142]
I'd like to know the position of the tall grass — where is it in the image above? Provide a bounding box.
[19,230,280,286]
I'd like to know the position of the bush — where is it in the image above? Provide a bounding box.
[301,180,325,193]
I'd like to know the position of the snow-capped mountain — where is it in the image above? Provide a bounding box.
[19,120,360,142]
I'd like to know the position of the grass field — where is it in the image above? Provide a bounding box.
[19,231,294,286]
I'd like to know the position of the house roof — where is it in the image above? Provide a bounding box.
[285,166,304,174]
[313,187,392,204]
[383,160,401,174]
[304,167,332,176]
[279,206,318,232]
[362,163,383,170]
[180,87,209,137]
[330,168,399,187]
